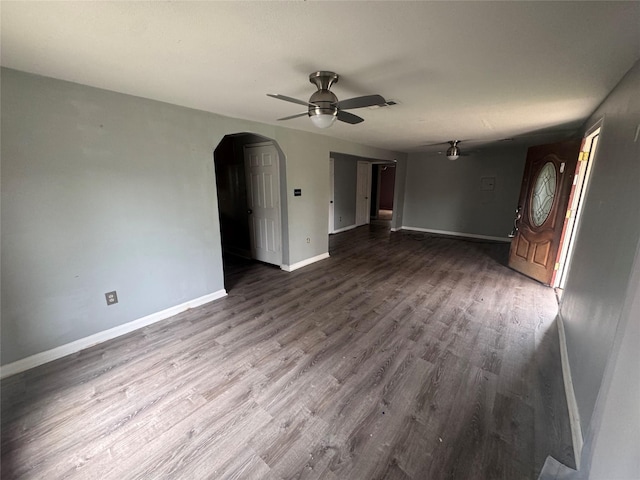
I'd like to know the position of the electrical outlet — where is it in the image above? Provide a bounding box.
[105,291,118,305]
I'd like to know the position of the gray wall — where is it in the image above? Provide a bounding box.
[1,68,405,365]
[403,146,527,238]
[559,60,640,451]
[331,153,359,230]
[1,69,225,365]
[583,237,640,478]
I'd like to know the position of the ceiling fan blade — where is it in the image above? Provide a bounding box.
[424,139,472,148]
[267,94,316,107]
[336,94,386,110]
[277,112,308,121]
[337,110,364,124]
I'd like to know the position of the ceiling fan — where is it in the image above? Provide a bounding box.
[267,71,388,129]
[425,128,579,159]
[423,140,471,160]
[444,140,468,160]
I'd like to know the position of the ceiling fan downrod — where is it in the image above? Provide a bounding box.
[309,71,339,91]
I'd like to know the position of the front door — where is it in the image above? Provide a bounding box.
[508,139,581,285]
[244,143,282,266]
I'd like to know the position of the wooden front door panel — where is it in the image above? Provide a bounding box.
[508,139,581,285]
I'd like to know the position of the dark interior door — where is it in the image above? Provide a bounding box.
[508,139,581,285]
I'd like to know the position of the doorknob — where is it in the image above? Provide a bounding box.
[508,206,522,238]
[247,209,253,215]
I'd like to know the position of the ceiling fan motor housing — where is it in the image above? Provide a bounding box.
[308,89,338,118]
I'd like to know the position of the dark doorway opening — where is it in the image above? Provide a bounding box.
[214,133,287,290]
[370,164,396,226]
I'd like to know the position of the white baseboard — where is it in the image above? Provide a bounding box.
[0,289,227,380]
[281,252,330,272]
[537,456,578,479]
[400,226,511,243]
[557,313,583,469]
[330,224,357,234]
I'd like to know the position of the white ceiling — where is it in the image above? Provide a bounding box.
[2,1,639,153]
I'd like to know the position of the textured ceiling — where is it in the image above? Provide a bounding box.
[2,1,639,153]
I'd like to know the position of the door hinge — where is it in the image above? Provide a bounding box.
[579,151,589,162]
[554,262,560,271]
[566,209,572,219]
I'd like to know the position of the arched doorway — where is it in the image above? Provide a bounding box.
[214,133,288,286]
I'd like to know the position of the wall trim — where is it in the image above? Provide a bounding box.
[0,289,227,380]
[557,312,584,469]
[399,226,511,243]
[331,224,357,234]
[281,252,330,272]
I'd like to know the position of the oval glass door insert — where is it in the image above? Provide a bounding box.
[531,161,557,227]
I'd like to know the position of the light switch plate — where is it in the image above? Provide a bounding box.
[481,177,495,191]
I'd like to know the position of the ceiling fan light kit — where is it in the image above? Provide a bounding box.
[268,71,388,129]
[310,113,337,129]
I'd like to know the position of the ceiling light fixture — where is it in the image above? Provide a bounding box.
[446,140,461,160]
[309,112,337,129]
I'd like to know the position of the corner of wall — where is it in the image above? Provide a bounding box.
[556,312,584,469]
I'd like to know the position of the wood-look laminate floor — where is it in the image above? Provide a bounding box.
[1,225,574,479]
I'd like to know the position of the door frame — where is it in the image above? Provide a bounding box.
[374,162,396,220]
[355,161,372,226]
[553,124,601,288]
[329,157,335,234]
